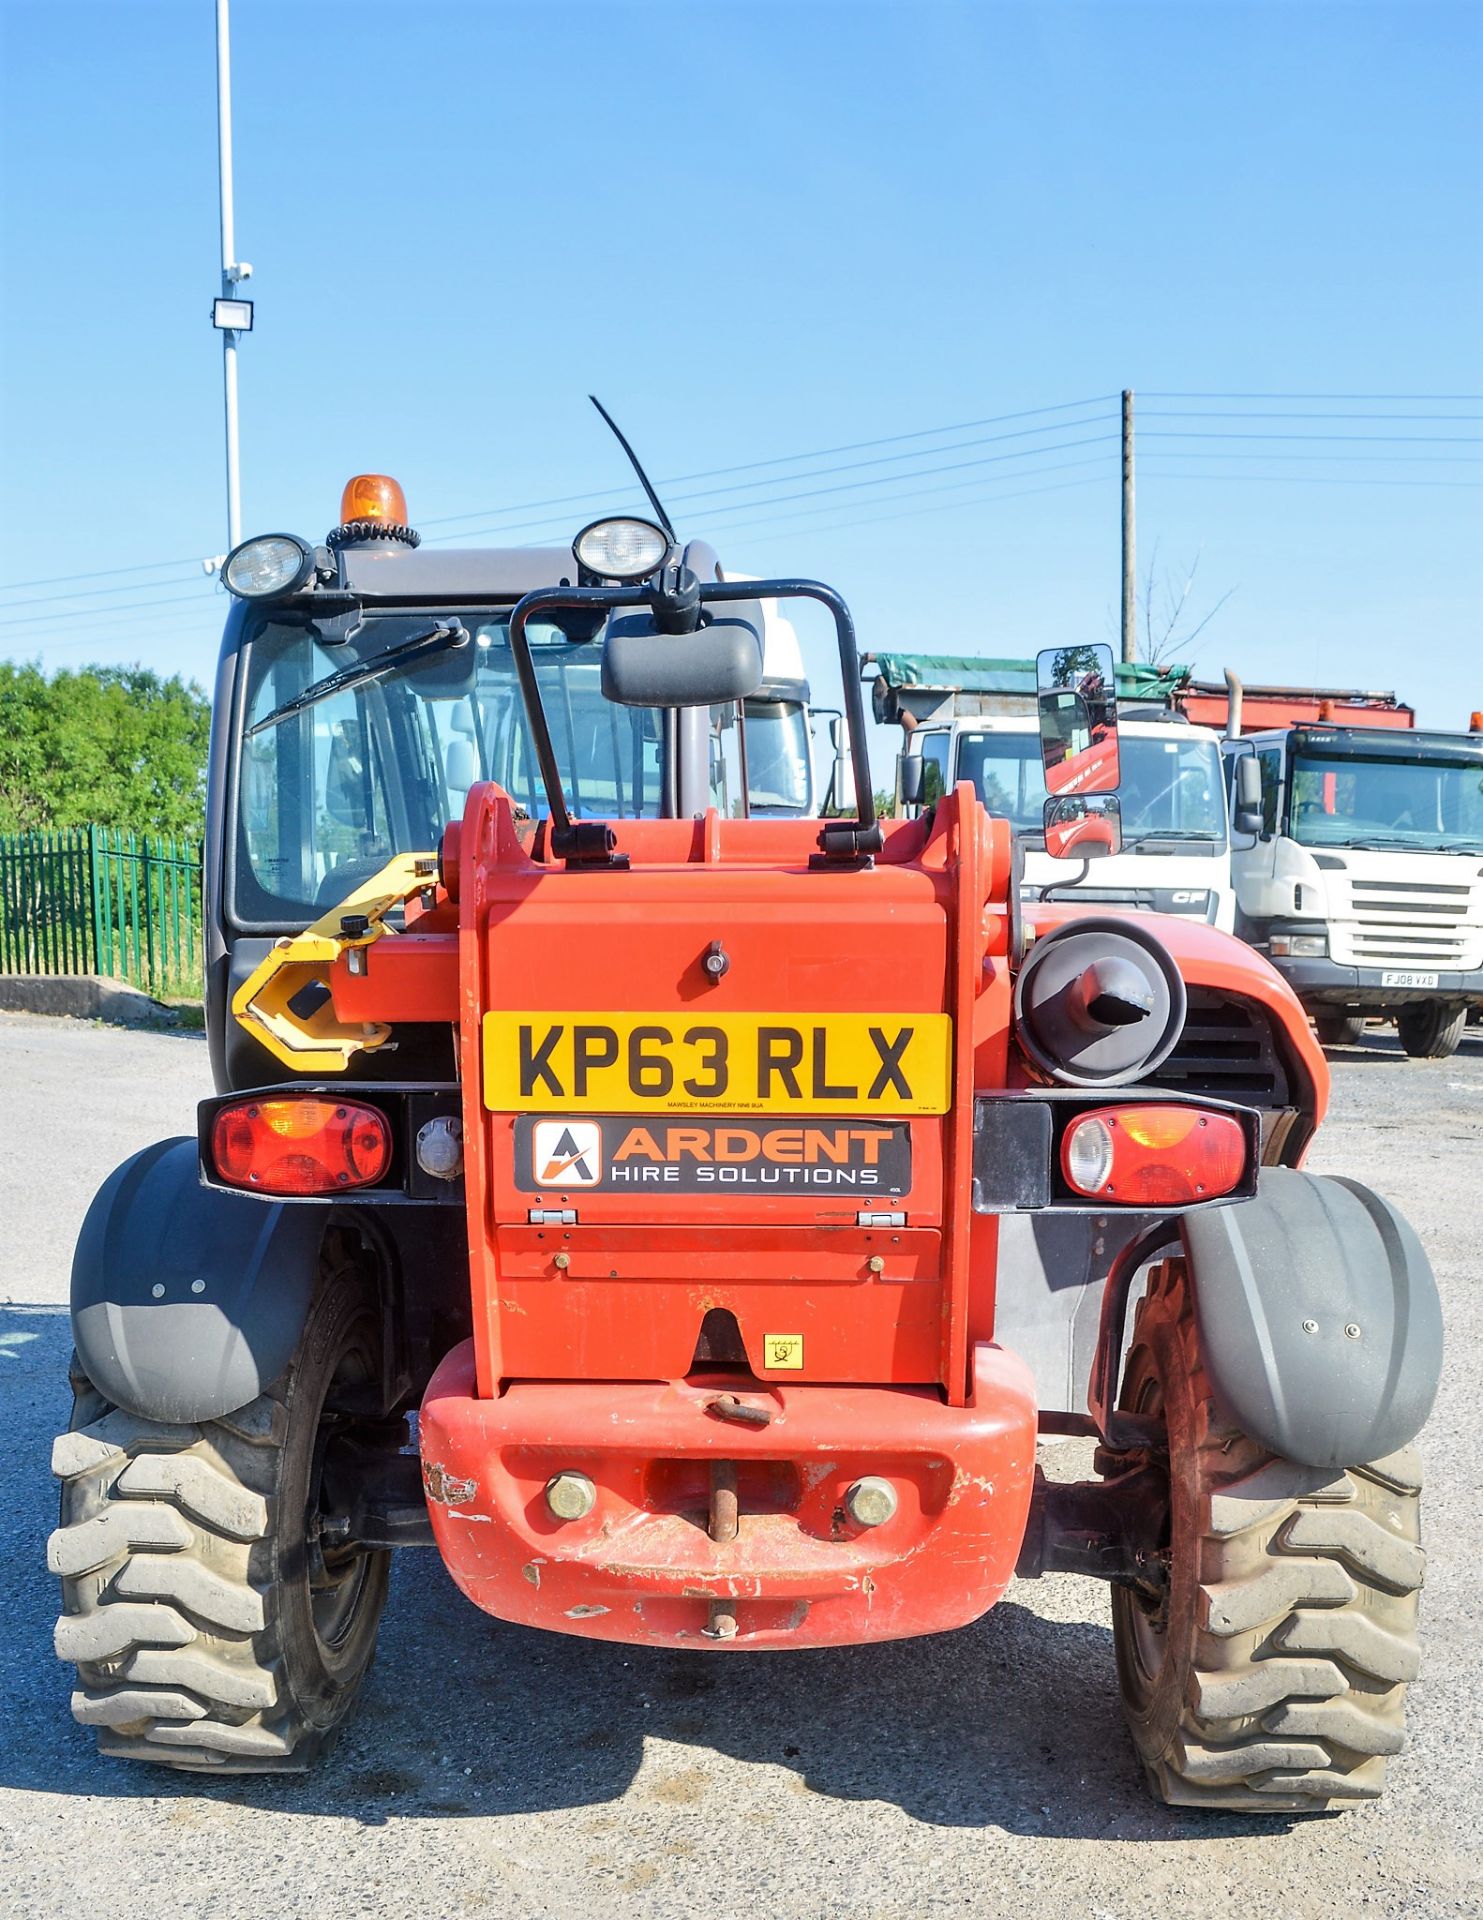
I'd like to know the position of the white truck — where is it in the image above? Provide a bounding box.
[710,581,819,818]
[1221,723,1483,1056]
[895,708,1237,931]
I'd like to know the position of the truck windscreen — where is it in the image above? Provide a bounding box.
[954,731,1226,844]
[1290,751,1483,853]
[741,699,812,814]
[233,612,664,924]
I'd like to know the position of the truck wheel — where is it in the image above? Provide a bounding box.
[1110,1259,1424,1812]
[49,1267,391,1771]
[1396,1002,1467,1059]
[1313,1012,1365,1047]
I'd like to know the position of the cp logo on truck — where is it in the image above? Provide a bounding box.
[482,1012,952,1115]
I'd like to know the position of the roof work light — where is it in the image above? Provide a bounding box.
[573,516,671,582]
[222,533,315,599]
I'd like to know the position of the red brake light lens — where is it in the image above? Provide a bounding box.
[211,1098,391,1195]
[1060,1105,1246,1205]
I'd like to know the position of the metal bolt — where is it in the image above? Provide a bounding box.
[553,1251,570,1271]
[545,1471,596,1521]
[867,1255,885,1274]
[1302,1318,1319,1334]
[151,1284,166,1299]
[844,1476,898,1528]
[191,1279,206,1295]
[1345,1322,1362,1340]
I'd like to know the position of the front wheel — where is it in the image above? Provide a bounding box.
[1313,1011,1365,1047]
[1396,1001,1467,1059]
[49,1266,392,1771]
[1110,1260,1424,1812]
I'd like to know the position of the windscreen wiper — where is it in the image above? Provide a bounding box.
[246,622,470,737]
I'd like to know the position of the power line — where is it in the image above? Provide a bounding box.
[0,555,212,595]
[417,395,1118,528]
[1142,409,1483,423]
[0,588,222,630]
[0,574,224,614]
[422,412,1119,544]
[712,473,1115,548]
[678,451,1120,541]
[431,429,1121,548]
[1144,430,1483,445]
[1140,390,1483,402]
[1135,447,1482,466]
[1141,467,1483,489]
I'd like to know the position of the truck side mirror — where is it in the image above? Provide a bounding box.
[1042,794,1123,861]
[898,752,925,811]
[1036,644,1121,797]
[1233,753,1264,837]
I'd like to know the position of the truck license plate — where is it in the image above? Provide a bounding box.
[482,1012,953,1115]
[1381,971,1439,989]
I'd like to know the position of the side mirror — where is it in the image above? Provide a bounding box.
[1233,753,1264,837]
[1043,794,1123,861]
[602,604,765,710]
[1036,643,1121,796]
[898,752,925,811]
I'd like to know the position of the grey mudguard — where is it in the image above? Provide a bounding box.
[71,1137,325,1424]
[1180,1169,1443,1469]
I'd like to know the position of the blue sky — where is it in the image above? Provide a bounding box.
[1,0,1479,778]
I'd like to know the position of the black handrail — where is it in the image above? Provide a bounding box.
[505,578,883,864]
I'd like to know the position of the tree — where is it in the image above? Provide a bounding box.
[0,662,211,838]
[1136,543,1236,668]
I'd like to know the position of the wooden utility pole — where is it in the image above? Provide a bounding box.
[1120,388,1136,664]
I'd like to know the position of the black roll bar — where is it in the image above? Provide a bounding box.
[506,578,883,866]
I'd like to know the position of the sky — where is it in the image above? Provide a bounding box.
[1,0,1479,785]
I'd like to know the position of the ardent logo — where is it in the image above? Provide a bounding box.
[532,1120,602,1186]
[513,1116,913,1196]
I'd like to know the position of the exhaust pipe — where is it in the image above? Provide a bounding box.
[1223,667,1244,739]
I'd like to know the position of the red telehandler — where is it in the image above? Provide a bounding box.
[49,475,1441,1811]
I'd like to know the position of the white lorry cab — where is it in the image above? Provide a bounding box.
[1222,724,1483,1056]
[897,710,1236,931]
[710,582,817,818]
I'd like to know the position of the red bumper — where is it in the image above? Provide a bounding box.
[418,1342,1037,1648]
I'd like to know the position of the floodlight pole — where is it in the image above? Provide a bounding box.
[215,0,249,550]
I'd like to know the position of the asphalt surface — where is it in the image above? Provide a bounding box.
[0,1009,1479,1919]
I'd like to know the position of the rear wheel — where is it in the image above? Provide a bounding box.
[1313,1011,1365,1047]
[1396,1001,1467,1059]
[49,1266,392,1771]
[1110,1260,1424,1812]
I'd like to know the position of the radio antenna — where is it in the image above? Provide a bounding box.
[589,394,677,543]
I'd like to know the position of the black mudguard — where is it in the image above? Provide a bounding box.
[71,1137,325,1424]
[1180,1168,1443,1469]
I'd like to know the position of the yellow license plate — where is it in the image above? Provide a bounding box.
[482,1012,952,1115]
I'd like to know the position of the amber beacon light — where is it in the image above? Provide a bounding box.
[340,473,409,526]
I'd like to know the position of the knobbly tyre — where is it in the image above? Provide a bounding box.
[50,474,1443,1811]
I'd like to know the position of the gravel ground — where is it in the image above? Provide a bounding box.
[0,1009,1479,1920]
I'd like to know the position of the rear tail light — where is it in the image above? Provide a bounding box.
[211,1098,391,1195]
[1060,1105,1245,1205]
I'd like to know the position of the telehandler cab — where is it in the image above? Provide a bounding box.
[50,477,1442,1812]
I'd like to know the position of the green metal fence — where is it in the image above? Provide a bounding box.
[0,827,202,1000]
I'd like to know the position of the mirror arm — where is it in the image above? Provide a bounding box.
[508,583,649,863]
[697,579,881,862]
[507,577,883,867]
